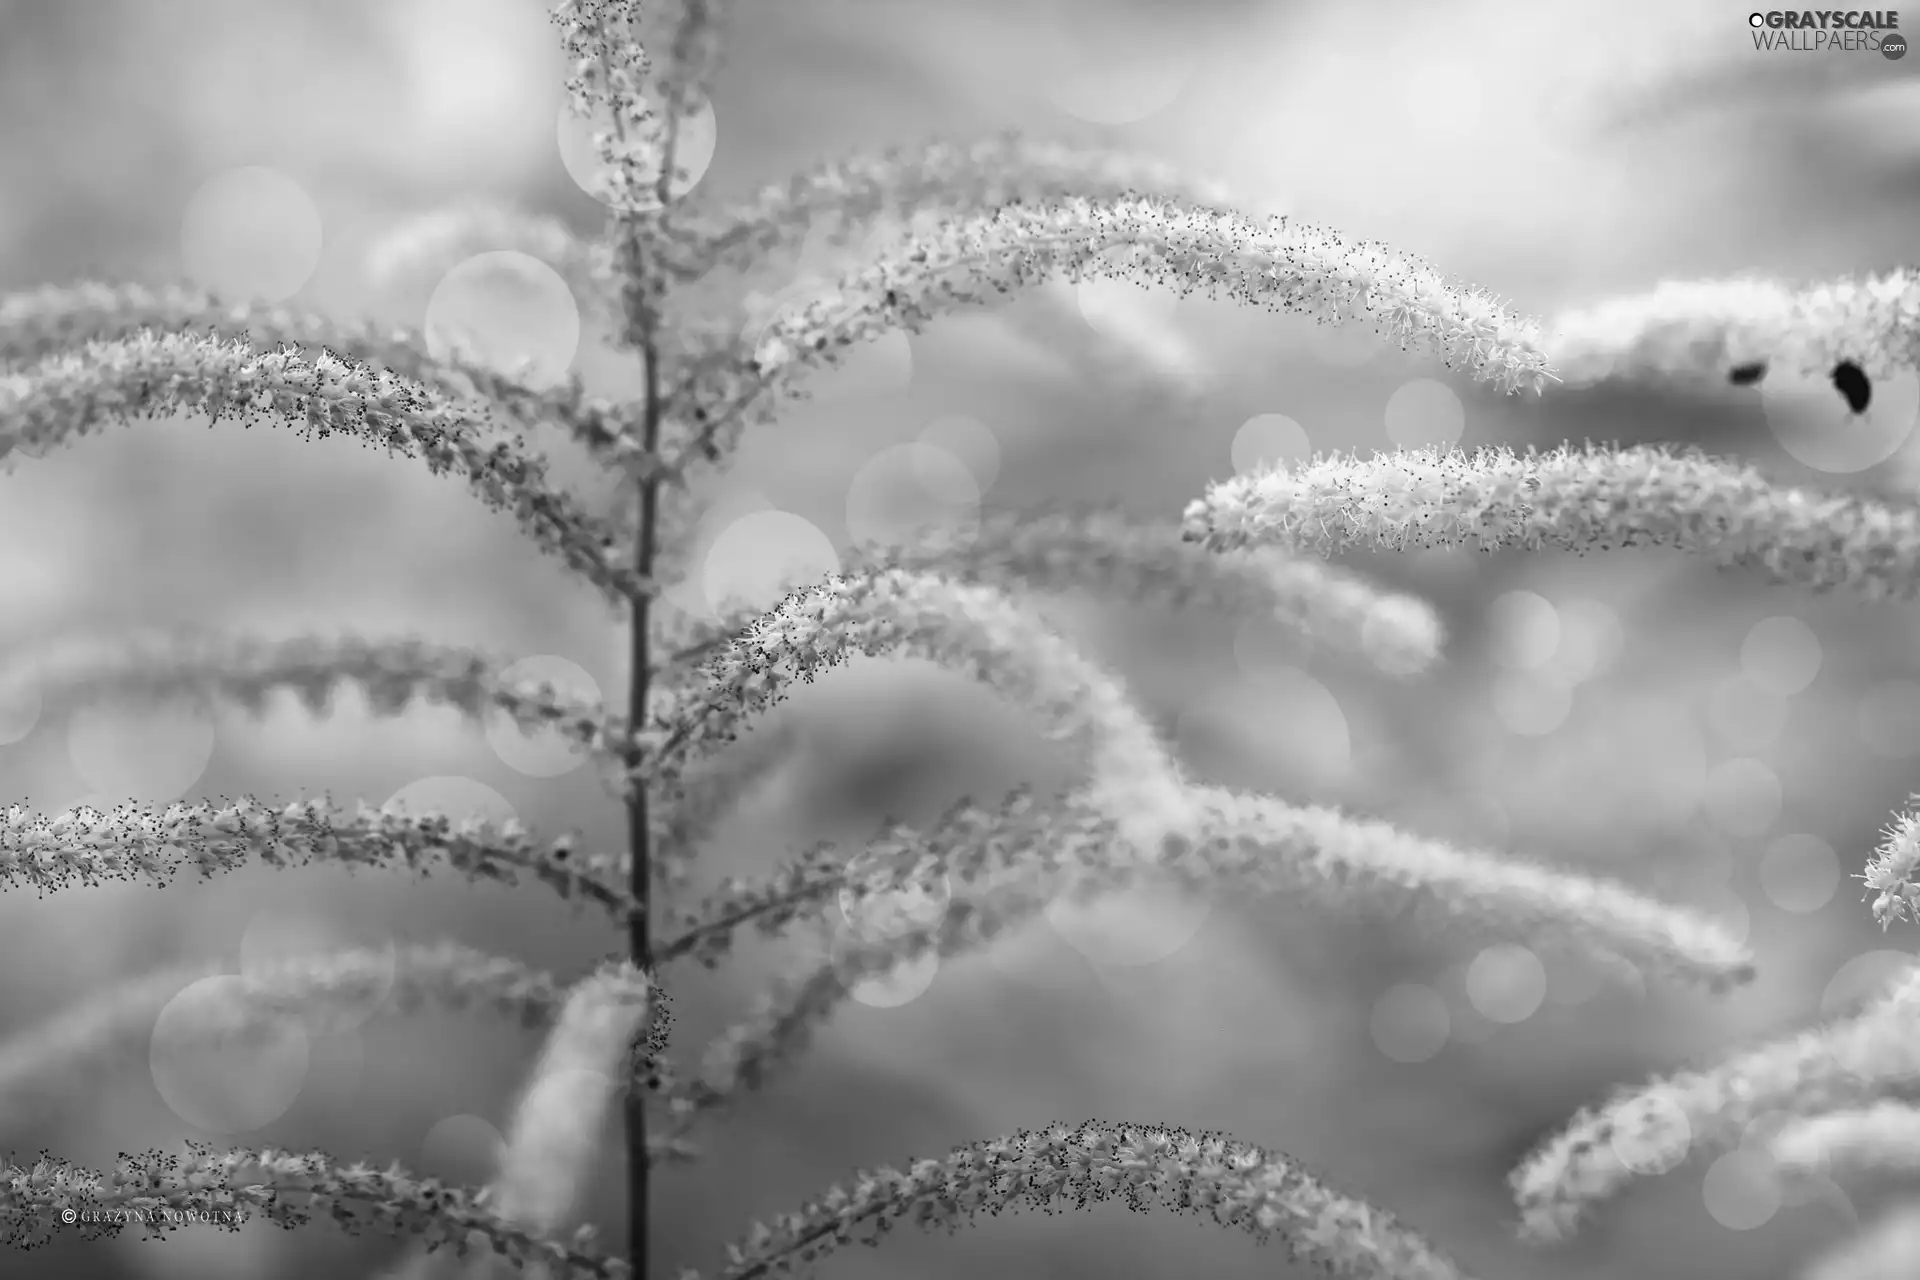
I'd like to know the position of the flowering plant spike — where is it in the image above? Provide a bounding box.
[3,2,1918,1279]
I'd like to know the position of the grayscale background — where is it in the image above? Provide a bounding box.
[0,1,1917,1278]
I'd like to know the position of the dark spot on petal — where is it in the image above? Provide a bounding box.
[1833,360,1872,414]
[1727,361,1767,387]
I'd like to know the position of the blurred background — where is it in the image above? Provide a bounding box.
[2,0,1920,1277]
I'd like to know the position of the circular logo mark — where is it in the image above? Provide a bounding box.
[1884,32,1908,59]
[1748,12,1766,27]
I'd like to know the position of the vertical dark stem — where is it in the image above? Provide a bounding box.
[611,29,690,1272]
[592,38,664,1277]
[625,334,662,1278]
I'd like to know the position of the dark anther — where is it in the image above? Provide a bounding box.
[1832,360,1872,414]
[1726,361,1767,387]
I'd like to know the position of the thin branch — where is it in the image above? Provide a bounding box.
[0,629,636,789]
[652,787,1041,969]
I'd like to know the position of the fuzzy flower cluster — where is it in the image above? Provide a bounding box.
[849,506,1445,678]
[1803,1203,1920,1280]
[664,194,1550,475]
[1761,1099,1920,1280]
[661,132,1244,281]
[676,780,1753,1143]
[656,787,1042,969]
[0,795,636,921]
[672,796,1110,1130]
[0,332,647,602]
[1181,786,1752,991]
[662,793,1080,1128]
[1769,1100,1920,1181]
[551,0,664,214]
[0,281,455,375]
[643,715,798,893]
[1185,443,1920,602]
[716,1120,1471,1280]
[744,196,1549,391]
[0,628,637,792]
[550,0,727,237]
[647,570,1746,976]
[487,961,655,1238]
[0,279,650,472]
[0,944,682,1280]
[0,1141,630,1279]
[1543,267,1920,387]
[0,943,571,1132]
[360,203,600,300]
[1860,797,1920,928]
[0,459,1770,1280]
[1510,962,1920,1242]
[654,506,1445,713]
[644,568,1194,844]
[0,554,1732,1195]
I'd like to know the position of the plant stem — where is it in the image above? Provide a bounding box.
[590,41,668,1279]
[625,336,662,1278]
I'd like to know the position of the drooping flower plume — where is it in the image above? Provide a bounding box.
[0,1141,630,1278]
[1511,962,1920,1242]
[0,943,570,1132]
[663,194,1551,476]
[1542,267,1920,388]
[850,506,1446,677]
[714,1120,1474,1280]
[0,333,648,601]
[1186,443,1920,602]
[0,281,649,470]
